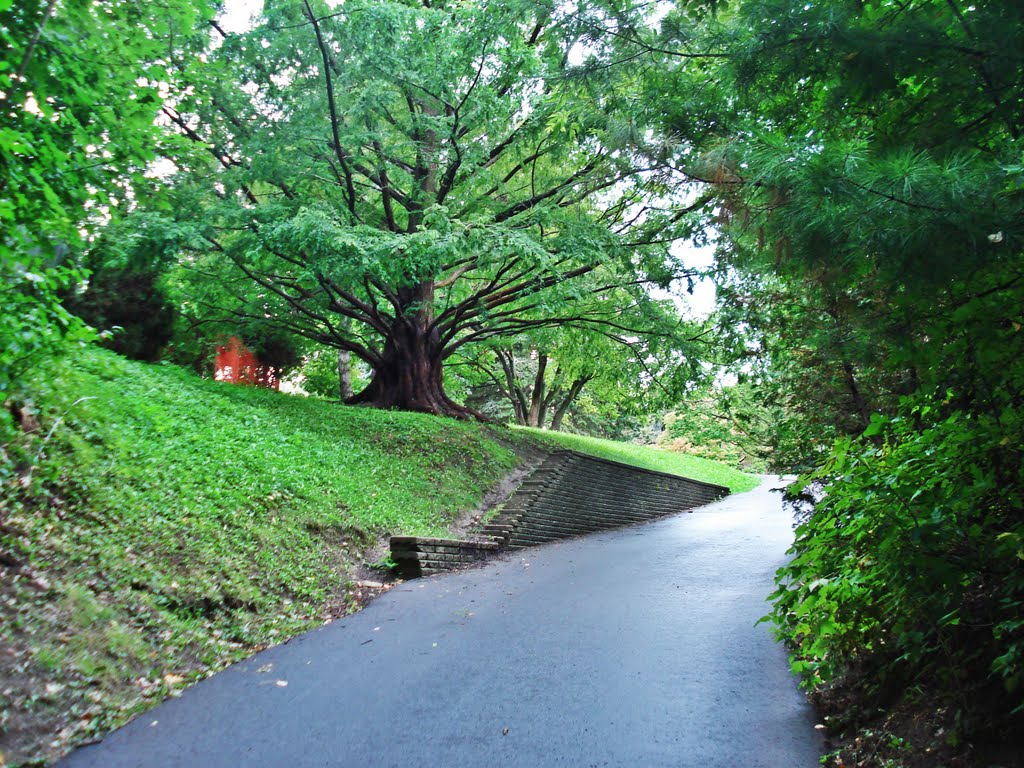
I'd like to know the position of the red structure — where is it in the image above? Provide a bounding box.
[214,336,279,390]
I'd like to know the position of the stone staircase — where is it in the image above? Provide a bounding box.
[390,450,729,578]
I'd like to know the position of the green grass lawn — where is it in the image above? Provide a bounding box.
[0,348,755,766]
[520,428,760,494]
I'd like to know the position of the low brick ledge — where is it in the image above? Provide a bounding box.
[390,536,500,551]
[390,536,501,578]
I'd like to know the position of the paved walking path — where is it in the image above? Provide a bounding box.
[60,478,823,767]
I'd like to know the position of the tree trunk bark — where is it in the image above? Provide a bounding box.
[337,350,353,400]
[549,376,590,431]
[346,303,477,420]
[495,347,529,425]
[526,354,548,427]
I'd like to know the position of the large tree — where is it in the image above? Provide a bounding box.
[161,0,708,417]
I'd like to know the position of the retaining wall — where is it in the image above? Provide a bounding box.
[390,450,729,578]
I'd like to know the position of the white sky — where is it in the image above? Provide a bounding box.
[219,0,263,33]
[670,243,717,318]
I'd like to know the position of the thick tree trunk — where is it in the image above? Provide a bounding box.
[346,312,477,420]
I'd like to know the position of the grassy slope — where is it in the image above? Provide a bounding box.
[1,349,522,765]
[521,428,760,493]
[0,349,754,766]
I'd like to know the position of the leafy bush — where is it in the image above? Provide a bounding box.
[769,400,1024,737]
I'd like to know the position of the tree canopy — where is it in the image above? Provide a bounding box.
[157,0,708,417]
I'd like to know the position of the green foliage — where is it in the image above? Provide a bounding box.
[660,384,768,471]
[694,0,1024,747]
[293,347,368,399]
[711,267,899,471]
[147,0,711,414]
[65,262,174,363]
[455,292,709,433]
[0,0,213,412]
[0,253,95,412]
[770,395,1024,712]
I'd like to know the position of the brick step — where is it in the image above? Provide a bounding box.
[512,520,641,541]
[533,478,699,498]
[480,525,514,536]
[394,552,489,565]
[532,499,684,518]
[530,492,703,517]
[520,509,651,531]
[391,543,497,557]
[556,474,709,501]
[510,519,608,538]
[527,502,671,524]
[480,531,512,542]
[552,473,712,495]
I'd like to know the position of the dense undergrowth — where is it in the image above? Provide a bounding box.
[0,349,753,766]
[771,403,1024,768]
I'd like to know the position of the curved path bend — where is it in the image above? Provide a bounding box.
[61,478,823,768]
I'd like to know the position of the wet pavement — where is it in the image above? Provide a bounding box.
[60,477,823,768]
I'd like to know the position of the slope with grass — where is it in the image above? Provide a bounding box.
[0,349,754,766]
[0,349,524,766]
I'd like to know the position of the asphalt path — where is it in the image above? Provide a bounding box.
[60,477,823,768]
